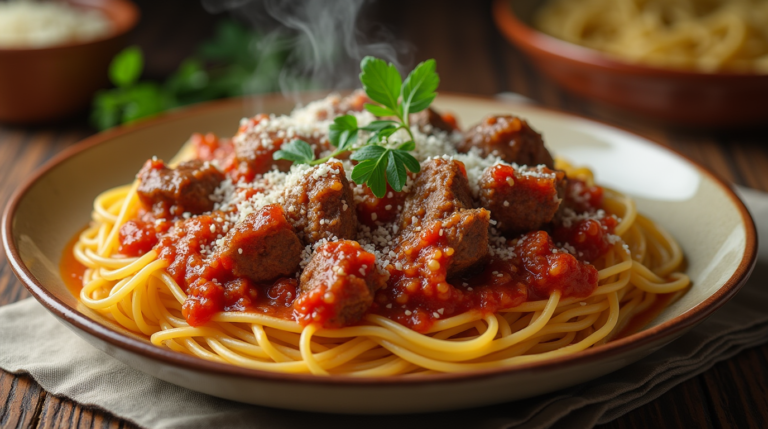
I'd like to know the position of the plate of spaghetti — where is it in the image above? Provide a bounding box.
[3,66,756,412]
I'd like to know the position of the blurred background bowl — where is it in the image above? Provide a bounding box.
[0,0,139,125]
[493,0,768,127]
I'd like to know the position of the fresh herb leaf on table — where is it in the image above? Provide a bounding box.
[274,56,439,198]
[91,20,294,130]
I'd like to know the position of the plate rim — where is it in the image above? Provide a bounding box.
[2,92,758,386]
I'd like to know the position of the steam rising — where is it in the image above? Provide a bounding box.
[201,0,412,103]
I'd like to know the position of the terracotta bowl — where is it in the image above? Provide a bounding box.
[2,93,757,413]
[493,0,768,127]
[0,0,139,124]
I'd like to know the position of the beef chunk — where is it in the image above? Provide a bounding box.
[400,158,474,229]
[233,114,332,175]
[218,204,302,283]
[137,159,224,217]
[459,115,554,169]
[410,107,456,135]
[283,161,357,244]
[295,240,386,328]
[335,90,369,114]
[478,164,566,235]
[400,158,489,276]
[440,209,491,277]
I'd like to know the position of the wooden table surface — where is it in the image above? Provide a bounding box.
[2,1,768,428]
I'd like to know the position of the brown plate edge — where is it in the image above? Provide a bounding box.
[1,93,758,387]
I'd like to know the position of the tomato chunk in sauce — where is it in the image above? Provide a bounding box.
[374,225,599,332]
[514,230,598,300]
[118,220,158,257]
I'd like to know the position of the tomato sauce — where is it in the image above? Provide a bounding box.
[60,230,87,297]
[192,116,332,184]
[148,206,300,326]
[565,178,604,213]
[118,219,158,257]
[63,129,621,332]
[372,223,600,332]
[293,240,379,328]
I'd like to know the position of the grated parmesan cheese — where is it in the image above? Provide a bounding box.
[169,93,616,292]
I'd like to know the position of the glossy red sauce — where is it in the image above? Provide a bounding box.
[192,127,265,183]
[293,240,378,327]
[131,164,610,331]
[553,216,618,262]
[60,230,87,297]
[192,132,235,166]
[367,172,610,332]
[373,224,599,332]
[64,131,620,331]
[441,112,459,130]
[565,177,604,212]
[512,231,598,300]
[192,118,331,184]
[375,220,530,332]
[491,163,553,191]
[118,219,158,257]
[146,206,298,326]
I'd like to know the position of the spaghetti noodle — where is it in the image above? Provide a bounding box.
[535,0,768,73]
[67,95,690,376]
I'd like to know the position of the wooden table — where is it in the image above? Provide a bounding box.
[1,1,767,427]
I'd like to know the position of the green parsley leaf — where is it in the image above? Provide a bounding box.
[351,143,390,196]
[351,157,388,198]
[328,114,358,151]
[263,56,439,198]
[122,83,166,123]
[364,103,396,117]
[90,90,122,130]
[392,147,421,174]
[359,57,402,112]
[164,59,209,97]
[350,144,387,161]
[361,120,399,144]
[386,150,407,191]
[273,139,315,164]
[360,120,398,132]
[350,158,377,183]
[110,46,144,88]
[367,126,398,144]
[401,59,439,117]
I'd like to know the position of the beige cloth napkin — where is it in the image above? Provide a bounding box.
[1,187,767,429]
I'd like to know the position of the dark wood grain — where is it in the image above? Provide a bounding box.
[35,393,138,429]
[1,0,768,428]
[0,371,46,428]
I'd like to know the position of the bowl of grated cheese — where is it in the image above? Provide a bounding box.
[0,0,138,124]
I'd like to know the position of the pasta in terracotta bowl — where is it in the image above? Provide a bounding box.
[493,0,768,126]
[3,88,756,413]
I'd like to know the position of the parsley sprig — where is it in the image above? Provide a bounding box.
[91,21,296,130]
[273,56,440,198]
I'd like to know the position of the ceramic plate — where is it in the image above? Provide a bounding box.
[2,94,756,413]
